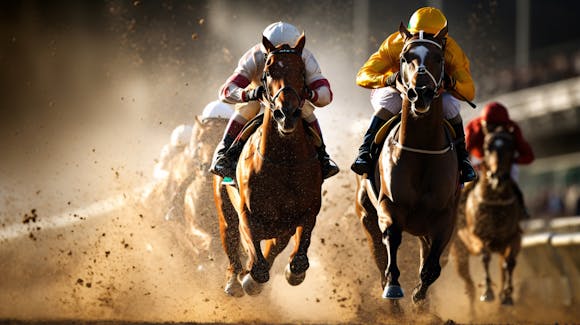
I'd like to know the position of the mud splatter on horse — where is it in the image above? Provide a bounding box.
[214,34,323,297]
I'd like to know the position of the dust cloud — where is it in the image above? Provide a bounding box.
[0,1,577,324]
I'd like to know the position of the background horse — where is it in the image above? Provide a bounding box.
[144,117,228,258]
[355,23,459,305]
[451,124,523,307]
[213,34,323,297]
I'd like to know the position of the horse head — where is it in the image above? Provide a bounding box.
[261,34,307,135]
[398,22,447,115]
[482,125,516,189]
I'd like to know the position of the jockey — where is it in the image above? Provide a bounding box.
[465,101,534,166]
[209,21,339,180]
[153,124,193,180]
[351,7,477,183]
[465,101,535,217]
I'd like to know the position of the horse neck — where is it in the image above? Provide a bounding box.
[477,163,514,194]
[399,97,446,148]
[259,109,311,161]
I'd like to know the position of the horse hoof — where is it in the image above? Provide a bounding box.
[224,276,244,297]
[285,264,306,286]
[412,286,427,304]
[241,273,264,296]
[480,289,495,302]
[382,285,404,300]
[500,295,514,306]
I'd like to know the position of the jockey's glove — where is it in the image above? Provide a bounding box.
[443,73,456,90]
[385,71,399,87]
[245,85,265,101]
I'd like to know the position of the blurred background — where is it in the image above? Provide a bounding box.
[1,0,580,323]
[1,0,579,219]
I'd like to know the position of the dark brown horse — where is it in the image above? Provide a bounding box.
[355,23,459,304]
[213,34,323,297]
[451,124,522,306]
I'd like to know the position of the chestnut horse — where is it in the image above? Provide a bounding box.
[213,34,322,297]
[451,124,522,306]
[355,23,459,304]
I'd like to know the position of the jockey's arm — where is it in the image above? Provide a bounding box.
[356,34,400,89]
[512,123,535,164]
[303,48,333,107]
[219,45,261,104]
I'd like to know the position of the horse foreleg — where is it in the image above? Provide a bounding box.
[479,249,495,302]
[264,235,292,268]
[499,237,520,305]
[450,238,476,308]
[240,236,268,296]
[412,232,450,304]
[361,205,389,289]
[216,187,244,297]
[286,215,316,286]
[381,224,404,300]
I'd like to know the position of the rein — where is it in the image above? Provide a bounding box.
[255,46,316,166]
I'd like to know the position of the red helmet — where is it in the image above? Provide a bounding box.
[482,102,510,124]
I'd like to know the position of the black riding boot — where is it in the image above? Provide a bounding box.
[449,119,477,183]
[209,134,236,178]
[316,143,340,179]
[512,182,531,219]
[210,119,245,179]
[351,116,387,175]
[308,119,339,179]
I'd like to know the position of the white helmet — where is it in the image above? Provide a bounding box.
[201,100,234,121]
[170,124,193,148]
[262,21,301,47]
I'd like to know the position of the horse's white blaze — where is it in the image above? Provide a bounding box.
[410,45,429,67]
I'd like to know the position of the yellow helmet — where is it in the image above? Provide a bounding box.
[407,7,447,35]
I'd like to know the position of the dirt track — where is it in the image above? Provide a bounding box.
[1,162,577,325]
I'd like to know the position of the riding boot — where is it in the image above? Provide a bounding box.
[449,119,477,183]
[209,119,245,178]
[308,120,339,179]
[350,115,388,175]
[512,182,531,219]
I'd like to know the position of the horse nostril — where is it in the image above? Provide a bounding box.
[407,88,418,102]
[423,88,435,100]
[273,109,284,121]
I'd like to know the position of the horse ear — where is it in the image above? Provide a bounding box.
[399,22,412,40]
[262,35,276,53]
[434,25,448,41]
[194,115,202,125]
[294,33,305,54]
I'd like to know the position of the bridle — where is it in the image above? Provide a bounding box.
[399,31,445,108]
[261,48,307,113]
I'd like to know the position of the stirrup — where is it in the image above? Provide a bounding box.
[221,177,237,186]
[350,152,372,175]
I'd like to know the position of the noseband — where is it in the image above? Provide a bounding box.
[261,48,307,112]
[399,31,445,104]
